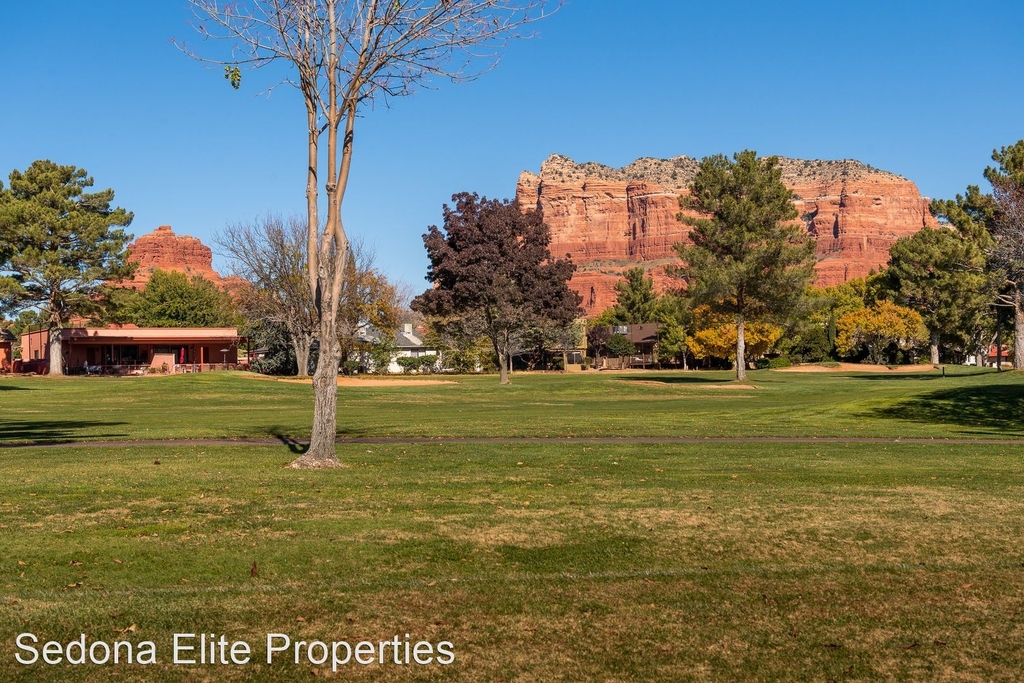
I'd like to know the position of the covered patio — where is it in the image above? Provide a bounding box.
[20,326,243,375]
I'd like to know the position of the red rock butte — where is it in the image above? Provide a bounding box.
[125,225,225,289]
[516,154,938,315]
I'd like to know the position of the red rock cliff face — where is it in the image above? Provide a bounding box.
[517,155,937,315]
[125,225,224,289]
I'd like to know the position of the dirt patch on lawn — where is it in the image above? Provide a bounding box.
[775,363,937,373]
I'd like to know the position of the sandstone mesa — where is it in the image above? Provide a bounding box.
[516,154,938,314]
[124,225,224,289]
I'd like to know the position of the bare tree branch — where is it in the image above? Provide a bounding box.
[182,0,560,467]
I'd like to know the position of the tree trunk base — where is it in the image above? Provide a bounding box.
[287,454,343,470]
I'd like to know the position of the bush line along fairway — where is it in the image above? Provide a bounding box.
[2,370,1024,681]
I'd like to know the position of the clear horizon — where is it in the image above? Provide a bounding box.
[2,1,1022,292]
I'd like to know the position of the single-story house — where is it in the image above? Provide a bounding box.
[388,323,438,373]
[19,325,242,375]
[597,323,663,369]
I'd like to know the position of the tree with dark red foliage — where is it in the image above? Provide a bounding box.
[413,193,581,384]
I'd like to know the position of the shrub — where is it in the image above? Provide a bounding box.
[397,356,420,374]
[605,334,636,358]
[767,356,792,369]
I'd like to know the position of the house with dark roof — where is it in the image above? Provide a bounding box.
[598,323,663,369]
[388,323,438,373]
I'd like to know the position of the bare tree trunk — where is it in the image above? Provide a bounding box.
[292,315,341,468]
[498,350,509,384]
[929,330,940,365]
[978,334,992,368]
[48,321,64,376]
[735,314,747,381]
[293,337,311,377]
[1015,293,1024,370]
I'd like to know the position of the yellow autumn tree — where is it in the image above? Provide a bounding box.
[688,306,782,361]
[835,300,927,365]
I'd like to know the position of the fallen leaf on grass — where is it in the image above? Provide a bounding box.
[902,642,920,650]
[933,639,947,646]
[116,624,137,634]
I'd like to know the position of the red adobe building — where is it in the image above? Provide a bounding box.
[19,325,242,375]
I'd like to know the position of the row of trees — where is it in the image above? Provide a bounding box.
[587,142,1024,377]
[0,160,407,377]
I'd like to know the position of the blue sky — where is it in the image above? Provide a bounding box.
[2,1,1022,292]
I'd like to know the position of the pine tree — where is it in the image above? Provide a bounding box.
[0,161,133,375]
[674,151,815,380]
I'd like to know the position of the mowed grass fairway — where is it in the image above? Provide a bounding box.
[1,366,1023,443]
[1,369,1024,681]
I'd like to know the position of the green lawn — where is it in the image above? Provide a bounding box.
[1,366,1023,444]
[2,370,1024,681]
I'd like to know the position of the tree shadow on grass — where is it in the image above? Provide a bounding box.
[0,384,33,391]
[266,425,368,454]
[868,384,1024,435]
[842,370,990,382]
[614,375,737,385]
[270,429,309,454]
[0,419,128,445]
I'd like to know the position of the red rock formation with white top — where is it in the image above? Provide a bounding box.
[517,154,937,315]
[124,225,224,289]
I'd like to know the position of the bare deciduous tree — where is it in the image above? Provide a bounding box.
[218,215,317,376]
[181,0,559,467]
[991,178,1024,369]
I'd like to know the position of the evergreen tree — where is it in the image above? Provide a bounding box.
[932,140,1024,369]
[0,161,133,375]
[986,141,1024,369]
[611,267,660,324]
[674,150,815,380]
[886,227,992,364]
